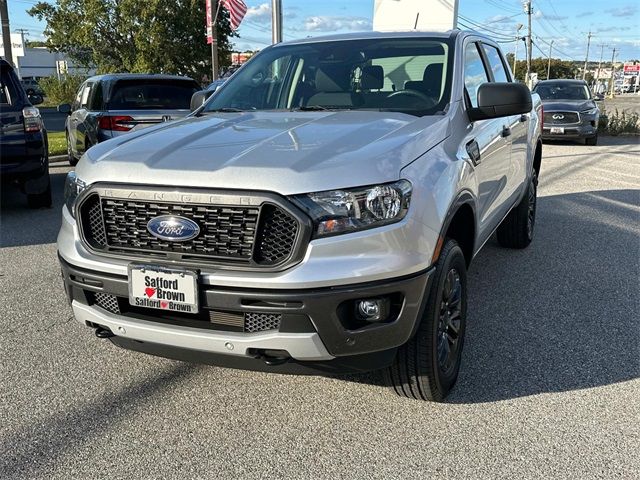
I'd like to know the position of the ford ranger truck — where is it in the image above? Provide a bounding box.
[58,31,542,402]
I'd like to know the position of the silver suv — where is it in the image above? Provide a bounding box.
[58,31,542,401]
[57,74,200,165]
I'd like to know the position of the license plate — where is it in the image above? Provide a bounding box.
[128,265,198,313]
[550,127,565,134]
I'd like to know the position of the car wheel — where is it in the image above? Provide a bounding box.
[67,132,78,166]
[585,134,598,146]
[496,170,538,249]
[27,174,52,209]
[384,239,467,402]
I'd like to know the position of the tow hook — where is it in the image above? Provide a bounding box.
[248,349,290,366]
[95,326,114,339]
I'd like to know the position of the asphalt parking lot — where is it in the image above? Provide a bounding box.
[1,137,639,479]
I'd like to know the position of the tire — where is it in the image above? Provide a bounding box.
[585,134,598,146]
[496,171,537,249]
[67,132,79,166]
[27,175,52,209]
[384,239,467,402]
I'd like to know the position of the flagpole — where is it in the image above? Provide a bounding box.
[209,0,222,81]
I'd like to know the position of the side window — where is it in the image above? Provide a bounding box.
[90,82,103,110]
[0,75,12,105]
[80,83,92,109]
[72,83,85,110]
[482,44,510,82]
[464,43,490,108]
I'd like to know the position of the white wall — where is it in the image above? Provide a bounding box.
[373,0,458,32]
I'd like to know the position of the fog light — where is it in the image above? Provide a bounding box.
[356,298,389,323]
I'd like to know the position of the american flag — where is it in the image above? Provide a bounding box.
[221,0,248,31]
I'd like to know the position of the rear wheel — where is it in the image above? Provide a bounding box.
[384,239,467,402]
[27,174,52,209]
[67,131,78,166]
[497,171,537,249]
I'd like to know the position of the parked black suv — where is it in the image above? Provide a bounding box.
[0,59,51,208]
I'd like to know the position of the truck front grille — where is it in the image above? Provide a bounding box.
[78,189,305,269]
[543,111,580,125]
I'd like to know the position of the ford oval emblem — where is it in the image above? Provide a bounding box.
[147,215,200,242]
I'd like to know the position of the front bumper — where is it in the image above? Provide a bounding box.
[542,119,598,140]
[60,255,432,372]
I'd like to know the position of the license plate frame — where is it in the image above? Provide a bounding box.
[550,127,565,134]
[128,264,199,314]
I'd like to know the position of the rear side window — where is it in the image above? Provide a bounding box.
[482,44,510,82]
[91,82,104,110]
[464,43,490,108]
[1,68,18,105]
[108,80,200,110]
[80,83,92,108]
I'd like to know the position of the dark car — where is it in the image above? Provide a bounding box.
[533,79,599,145]
[0,59,51,208]
[58,74,201,165]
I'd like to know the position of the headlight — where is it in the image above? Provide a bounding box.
[581,107,598,115]
[292,180,412,237]
[63,171,86,217]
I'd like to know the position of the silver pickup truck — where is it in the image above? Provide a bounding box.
[58,30,542,402]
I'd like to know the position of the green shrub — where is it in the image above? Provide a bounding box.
[38,75,85,105]
[599,107,640,136]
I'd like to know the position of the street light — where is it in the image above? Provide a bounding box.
[513,24,524,79]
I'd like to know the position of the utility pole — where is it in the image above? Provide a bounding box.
[595,44,606,86]
[271,0,282,44]
[0,0,14,67]
[546,40,554,80]
[582,30,592,80]
[524,1,533,87]
[608,48,617,97]
[513,24,523,78]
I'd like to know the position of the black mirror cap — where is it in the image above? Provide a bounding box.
[28,94,44,106]
[57,103,72,114]
[469,82,533,121]
[190,90,213,112]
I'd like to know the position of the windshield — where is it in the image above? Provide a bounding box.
[203,38,453,116]
[534,84,591,100]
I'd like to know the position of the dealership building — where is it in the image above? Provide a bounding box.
[0,32,94,79]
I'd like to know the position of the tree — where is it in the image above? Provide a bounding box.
[505,53,577,82]
[28,0,236,81]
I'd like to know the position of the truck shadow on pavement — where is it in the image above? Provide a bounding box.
[0,166,68,248]
[446,188,639,403]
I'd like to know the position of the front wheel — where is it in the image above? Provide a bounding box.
[384,239,468,402]
[66,132,78,166]
[585,134,598,146]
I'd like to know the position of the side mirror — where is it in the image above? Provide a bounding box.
[190,90,214,112]
[58,103,72,114]
[469,82,532,121]
[28,94,44,106]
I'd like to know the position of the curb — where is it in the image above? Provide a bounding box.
[50,155,68,165]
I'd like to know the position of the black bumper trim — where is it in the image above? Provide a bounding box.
[59,254,432,358]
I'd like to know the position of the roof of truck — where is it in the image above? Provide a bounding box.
[277,29,470,46]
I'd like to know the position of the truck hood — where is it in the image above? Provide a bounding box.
[77,111,449,195]
[540,99,597,112]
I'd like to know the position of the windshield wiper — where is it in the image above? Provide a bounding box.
[205,107,245,113]
[294,105,328,111]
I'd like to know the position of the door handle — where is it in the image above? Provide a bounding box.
[465,139,481,165]
[501,126,512,137]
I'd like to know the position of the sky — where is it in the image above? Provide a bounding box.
[7,0,640,62]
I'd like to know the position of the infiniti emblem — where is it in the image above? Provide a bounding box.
[147,215,200,242]
[552,114,565,120]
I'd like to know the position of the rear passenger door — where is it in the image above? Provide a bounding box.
[1,63,27,164]
[461,41,512,239]
[481,43,528,202]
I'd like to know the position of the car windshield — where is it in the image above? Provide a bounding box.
[108,79,200,110]
[203,38,453,116]
[534,84,590,100]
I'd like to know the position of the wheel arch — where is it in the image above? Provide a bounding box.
[434,191,477,267]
